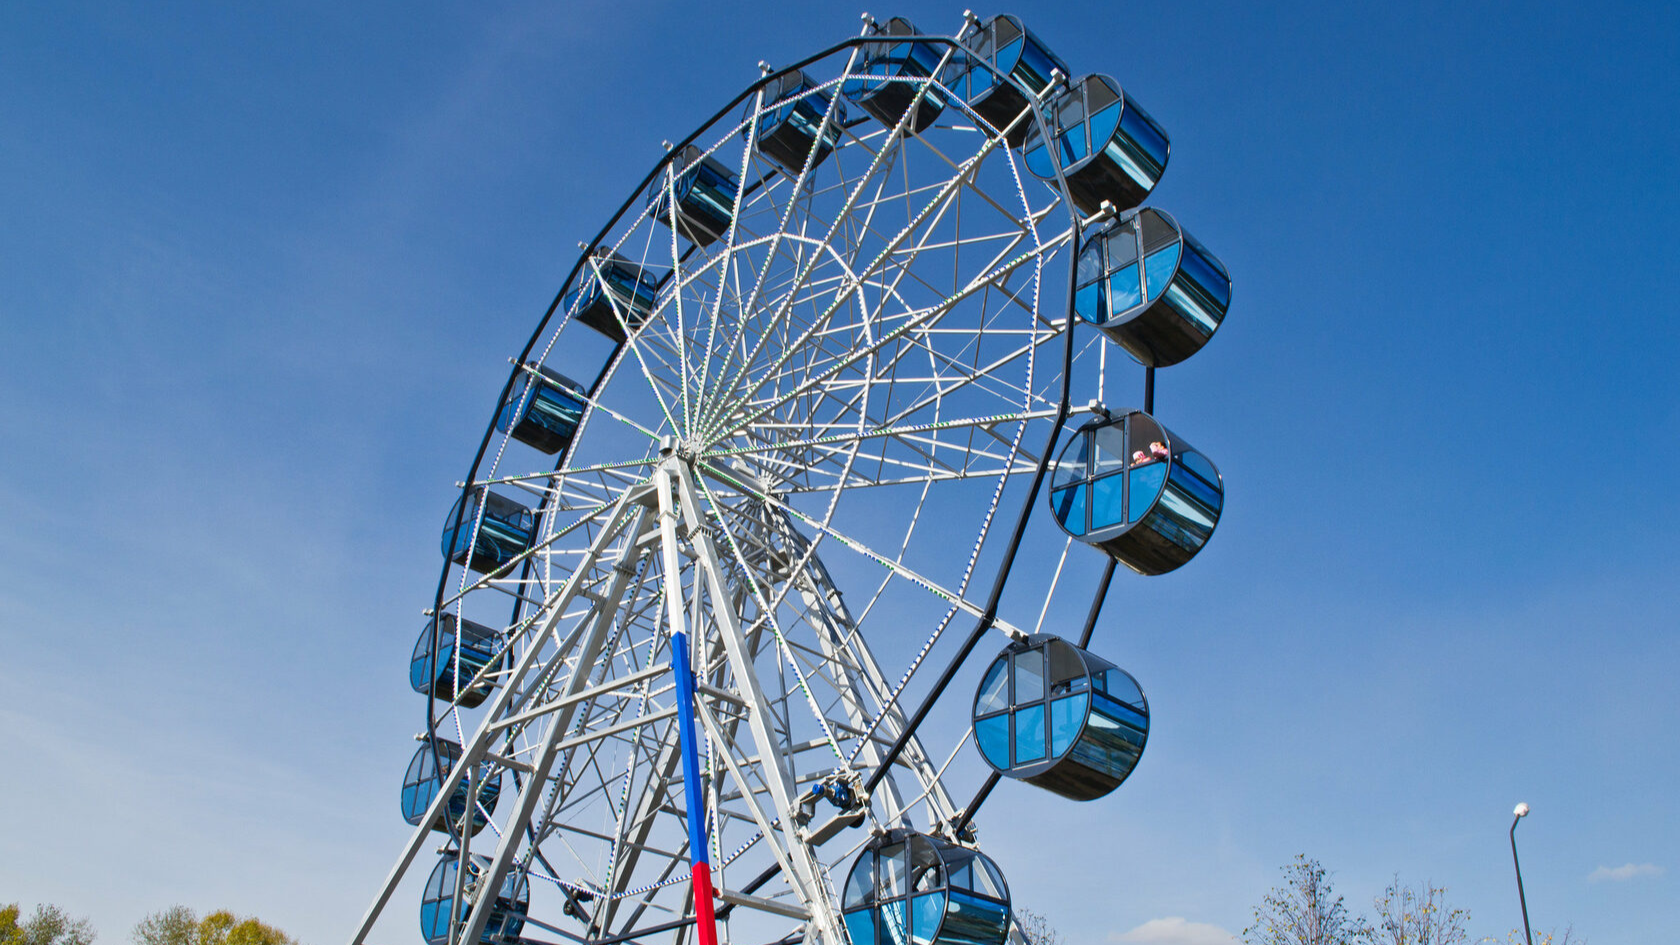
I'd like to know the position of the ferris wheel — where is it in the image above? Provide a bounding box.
[351,13,1232,945]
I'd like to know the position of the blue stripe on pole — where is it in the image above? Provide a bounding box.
[671,631,711,866]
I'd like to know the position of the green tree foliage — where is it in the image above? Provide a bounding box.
[1242,855,1370,945]
[1,904,97,945]
[1366,878,1471,945]
[131,909,296,945]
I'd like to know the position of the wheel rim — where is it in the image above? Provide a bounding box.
[412,33,1086,945]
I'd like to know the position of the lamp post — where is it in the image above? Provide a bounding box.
[1510,802,1533,945]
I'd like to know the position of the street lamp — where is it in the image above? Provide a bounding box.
[1510,802,1533,945]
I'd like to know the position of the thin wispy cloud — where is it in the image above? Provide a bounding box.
[1112,917,1237,945]
[1588,863,1664,883]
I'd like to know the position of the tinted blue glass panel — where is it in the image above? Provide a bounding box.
[1013,703,1046,764]
[1058,125,1087,166]
[1012,42,1060,96]
[880,900,909,945]
[439,639,493,688]
[939,890,1011,945]
[976,660,1008,714]
[954,53,1001,99]
[1093,425,1126,475]
[1093,692,1149,735]
[1162,280,1220,338]
[994,38,1024,77]
[1107,264,1142,315]
[1014,648,1044,702]
[1022,138,1054,179]
[1050,693,1087,757]
[1089,473,1126,529]
[1086,104,1121,150]
[879,844,907,899]
[402,780,440,822]
[422,860,464,945]
[1049,486,1086,536]
[1074,277,1103,322]
[1070,432,1091,475]
[1103,670,1145,707]
[1095,689,1149,733]
[679,160,738,216]
[1130,463,1167,522]
[1177,242,1231,311]
[1157,487,1217,532]
[975,714,1010,770]
[1169,463,1222,514]
[420,900,453,944]
[1118,98,1169,169]
[1064,693,1147,783]
[1143,245,1181,301]
[846,911,877,945]
[911,893,945,945]
[1076,240,1104,285]
[845,853,875,910]
[604,265,658,311]
[1179,451,1220,489]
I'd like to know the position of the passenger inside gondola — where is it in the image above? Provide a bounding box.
[1048,411,1223,575]
[1131,440,1169,467]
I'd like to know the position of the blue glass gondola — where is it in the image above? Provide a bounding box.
[842,17,948,135]
[648,145,740,249]
[842,830,1011,945]
[948,15,1067,145]
[1048,411,1223,575]
[497,364,588,455]
[401,738,503,835]
[751,69,847,173]
[441,488,536,574]
[1074,208,1231,367]
[410,613,502,708]
[1023,74,1169,215]
[563,251,659,343]
[972,635,1148,801]
[420,855,528,945]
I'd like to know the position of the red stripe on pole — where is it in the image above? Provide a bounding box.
[691,862,719,945]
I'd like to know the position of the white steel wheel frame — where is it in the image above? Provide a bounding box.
[358,23,1103,945]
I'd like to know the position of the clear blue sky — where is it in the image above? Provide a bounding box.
[2,2,1676,945]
